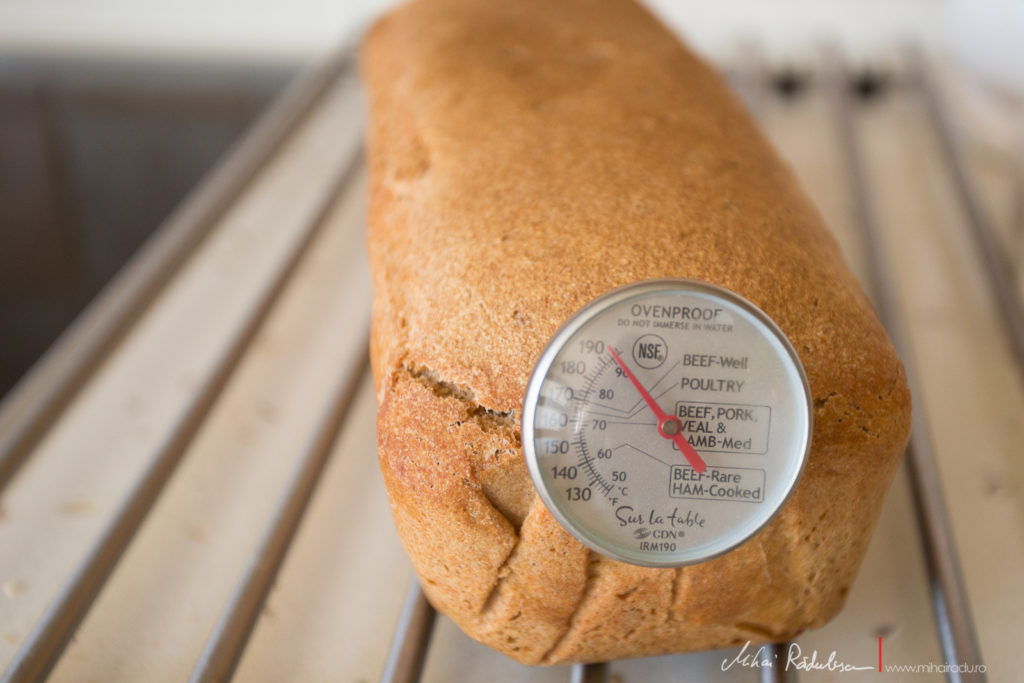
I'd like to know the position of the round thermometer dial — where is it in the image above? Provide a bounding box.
[523,280,812,567]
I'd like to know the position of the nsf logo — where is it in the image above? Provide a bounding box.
[632,334,667,369]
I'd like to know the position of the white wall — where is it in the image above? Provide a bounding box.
[0,0,394,62]
[0,0,942,61]
[0,0,1020,93]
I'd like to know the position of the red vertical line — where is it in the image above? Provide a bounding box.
[878,636,882,672]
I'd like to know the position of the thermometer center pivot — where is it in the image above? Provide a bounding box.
[657,416,682,438]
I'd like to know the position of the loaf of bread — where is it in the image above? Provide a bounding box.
[362,0,911,665]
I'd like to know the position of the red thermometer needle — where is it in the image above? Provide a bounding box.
[607,345,708,473]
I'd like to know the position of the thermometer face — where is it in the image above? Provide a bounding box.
[522,280,812,567]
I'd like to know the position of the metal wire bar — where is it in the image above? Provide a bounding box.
[381,582,437,683]
[1015,145,1024,261]
[730,40,767,117]
[0,107,364,683]
[0,39,356,493]
[570,662,608,683]
[826,52,986,682]
[758,642,797,683]
[189,350,371,683]
[729,56,800,683]
[910,51,1024,385]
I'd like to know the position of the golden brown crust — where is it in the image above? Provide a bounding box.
[363,0,911,664]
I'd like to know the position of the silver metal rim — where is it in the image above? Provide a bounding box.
[522,278,814,567]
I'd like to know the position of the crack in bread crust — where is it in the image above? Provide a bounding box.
[668,567,683,622]
[479,534,520,617]
[479,542,518,617]
[404,363,517,428]
[539,550,595,664]
[401,362,531,531]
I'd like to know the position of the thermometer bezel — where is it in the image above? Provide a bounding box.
[521,279,814,567]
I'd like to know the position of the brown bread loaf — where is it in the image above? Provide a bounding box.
[361,0,912,665]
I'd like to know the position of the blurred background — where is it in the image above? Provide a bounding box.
[0,0,1021,398]
[0,1,1023,681]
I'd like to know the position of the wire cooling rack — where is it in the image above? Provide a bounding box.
[2,37,1020,682]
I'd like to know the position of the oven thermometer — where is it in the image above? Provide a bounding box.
[522,280,813,567]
